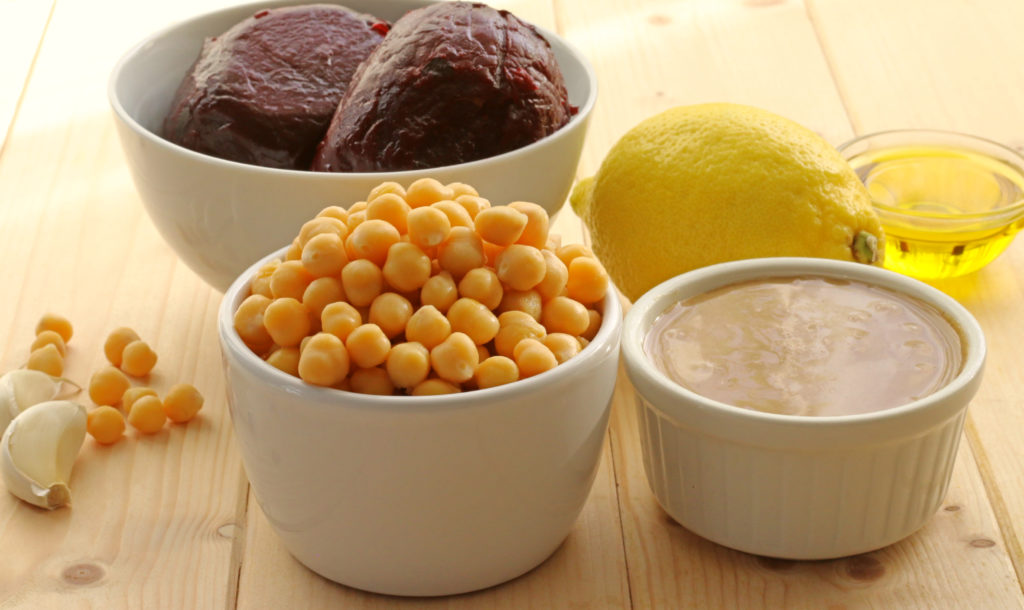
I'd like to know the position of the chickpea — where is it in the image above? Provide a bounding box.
[368,292,414,339]
[507,201,550,248]
[543,333,582,364]
[104,326,140,366]
[482,241,504,267]
[316,205,349,224]
[31,329,67,357]
[474,206,527,246]
[475,356,519,389]
[349,367,395,395]
[89,366,131,406]
[566,256,610,304]
[121,340,158,377]
[493,318,546,359]
[321,301,362,342]
[341,259,384,307]
[366,193,411,234]
[234,294,274,354]
[285,237,303,261]
[382,242,431,293]
[420,271,458,313]
[431,200,474,228]
[498,310,537,328]
[513,338,558,378]
[87,405,126,445]
[555,243,594,268]
[406,178,454,207]
[410,378,461,395]
[347,210,367,232]
[251,259,280,298]
[535,249,569,302]
[263,297,311,348]
[298,216,347,247]
[496,244,546,291]
[496,289,542,321]
[349,201,368,214]
[582,309,602,341]
[27,344,63,377]
[302,232,349,278]
[302,277,346,321]
[454,195,491,219]
[266,346,301,377]
[437,226,485,279]
[345,323,392,369]
[406,206,452,250]
[348,219,401,266]
[447,298,499,346]
[298,333,350,387]
[405,305,451,350]
[458,267,503,310]
[367,181,407,202]
[545,233,563,252]
[386,342,431,389]
[122,387,157,415]
[35,313,73,343]
[127,395,166,434]
[540,296,590,337]
[447,182,479,198]
[270,260,315,301]
[162,383,205,423]
[429,332,479,384]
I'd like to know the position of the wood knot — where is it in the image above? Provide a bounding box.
[647,14,672,26]
[217,523,241,539]
[943,504,961,512]
[970,538,996,548]
[62,562,104,586]
[844,555,885,581]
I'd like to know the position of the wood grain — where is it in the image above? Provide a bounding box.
[0,0,53,152]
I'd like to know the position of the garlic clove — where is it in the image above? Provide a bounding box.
[1,400,87,509]
[0,370,63,435]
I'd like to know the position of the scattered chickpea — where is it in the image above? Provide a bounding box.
[162,383,205,423]
[127,395,166,434]
[31,330,67,357]
[104,326,141,366]
[27,344,63,377]
[121,340,158,377]
[88,406,126,445]
[89,366,131,406]
[122,386,158,415]
[35,313,73,343]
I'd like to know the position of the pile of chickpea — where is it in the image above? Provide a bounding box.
[234,179,611,395]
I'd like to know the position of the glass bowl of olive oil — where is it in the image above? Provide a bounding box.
[838,129,1024,280]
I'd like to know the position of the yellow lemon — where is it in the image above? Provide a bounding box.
[570,103,883,301]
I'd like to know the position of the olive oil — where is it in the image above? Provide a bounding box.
[845,143,1024,279]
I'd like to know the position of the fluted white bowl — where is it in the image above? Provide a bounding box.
[622,257,985,559]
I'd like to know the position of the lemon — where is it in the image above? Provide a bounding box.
[570,103,883,301]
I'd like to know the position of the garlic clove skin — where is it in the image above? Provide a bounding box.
[1,400,87,509]
[0,370,63,435]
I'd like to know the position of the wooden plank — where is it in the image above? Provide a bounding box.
[808,0,1024,592]
[0,0,247,607]
[0,0,53,153]
[557,0,1023,606]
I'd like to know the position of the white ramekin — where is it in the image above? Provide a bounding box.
[622,257,986,559]
[218,247,622,596]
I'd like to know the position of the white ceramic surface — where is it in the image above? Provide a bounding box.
[217,247,622,596]
[622,257,986,560]
[109,0,597,292]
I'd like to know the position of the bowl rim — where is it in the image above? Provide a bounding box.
[106,0,599,179]
[622,257,986,432]
[837,128,1024,222]
[218,246,623,413]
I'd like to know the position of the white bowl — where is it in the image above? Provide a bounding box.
[109,0,597,292]
[217,247,622,596]
[622,257,986,560]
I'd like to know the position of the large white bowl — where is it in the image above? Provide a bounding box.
[622,257,986,560]
[217,246,622,596]
[110,0,597,292]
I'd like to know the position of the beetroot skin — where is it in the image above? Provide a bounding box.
[312,2,576,172]
[163,4,388,170]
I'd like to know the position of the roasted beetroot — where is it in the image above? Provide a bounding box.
[163,5,388,170]
[312,2,576,172]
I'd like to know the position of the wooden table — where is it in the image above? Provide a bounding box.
[3,0,1024,607]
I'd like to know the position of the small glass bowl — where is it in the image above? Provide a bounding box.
[838,129,1024,280]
